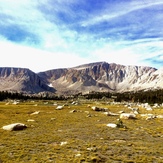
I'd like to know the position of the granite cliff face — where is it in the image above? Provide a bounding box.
[0,62,162,94]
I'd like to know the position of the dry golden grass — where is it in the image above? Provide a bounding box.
[0,100,163,162]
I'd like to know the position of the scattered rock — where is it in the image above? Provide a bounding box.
[60,141,67,146]
[120,113,136,119]
[104,111,119,116]
[114,139,126,143]
[69,109,77,113]
[50,118,56,121]
[56,105,64,110]
[27,119,35,122]
[92,106,108,112]
[156,115,163,118]
[106,123,117,128]
[30,111,40,115]
[87,147,97,152]
[2,123,27,131]
[75,153,81,157]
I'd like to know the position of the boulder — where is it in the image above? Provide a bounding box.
[2,123,27,131]
[104,111,119,116]
[56,105,64,110]
[120,113,136,119]
[92,106,108,112]
[106,123,117,128]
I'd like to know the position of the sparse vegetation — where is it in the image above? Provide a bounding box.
[0,99,163,162]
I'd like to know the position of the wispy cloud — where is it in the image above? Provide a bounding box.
[80,1,163,27]
[91,38,163,68]
[0,0,163,71]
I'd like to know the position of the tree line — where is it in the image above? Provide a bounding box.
[82,89,163,104]
[0,91,66,101]
[0,89,163,104]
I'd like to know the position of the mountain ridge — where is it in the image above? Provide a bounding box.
[0,62,162,95]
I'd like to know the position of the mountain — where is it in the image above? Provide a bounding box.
[0,67,55,94]
[38,62,162,94]
[0,62,162,95]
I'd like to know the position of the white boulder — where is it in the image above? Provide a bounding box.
[106,123,117,128]
[2,123,27,131]
[120,113,136,119]
[56,105,64,110]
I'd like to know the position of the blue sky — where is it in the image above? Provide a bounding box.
[0,0,163,72]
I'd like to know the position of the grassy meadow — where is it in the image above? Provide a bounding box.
[0,99,163,163]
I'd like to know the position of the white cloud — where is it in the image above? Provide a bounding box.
[0,0,163,71]
[93,45,140,66]
[0,40,91,72]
